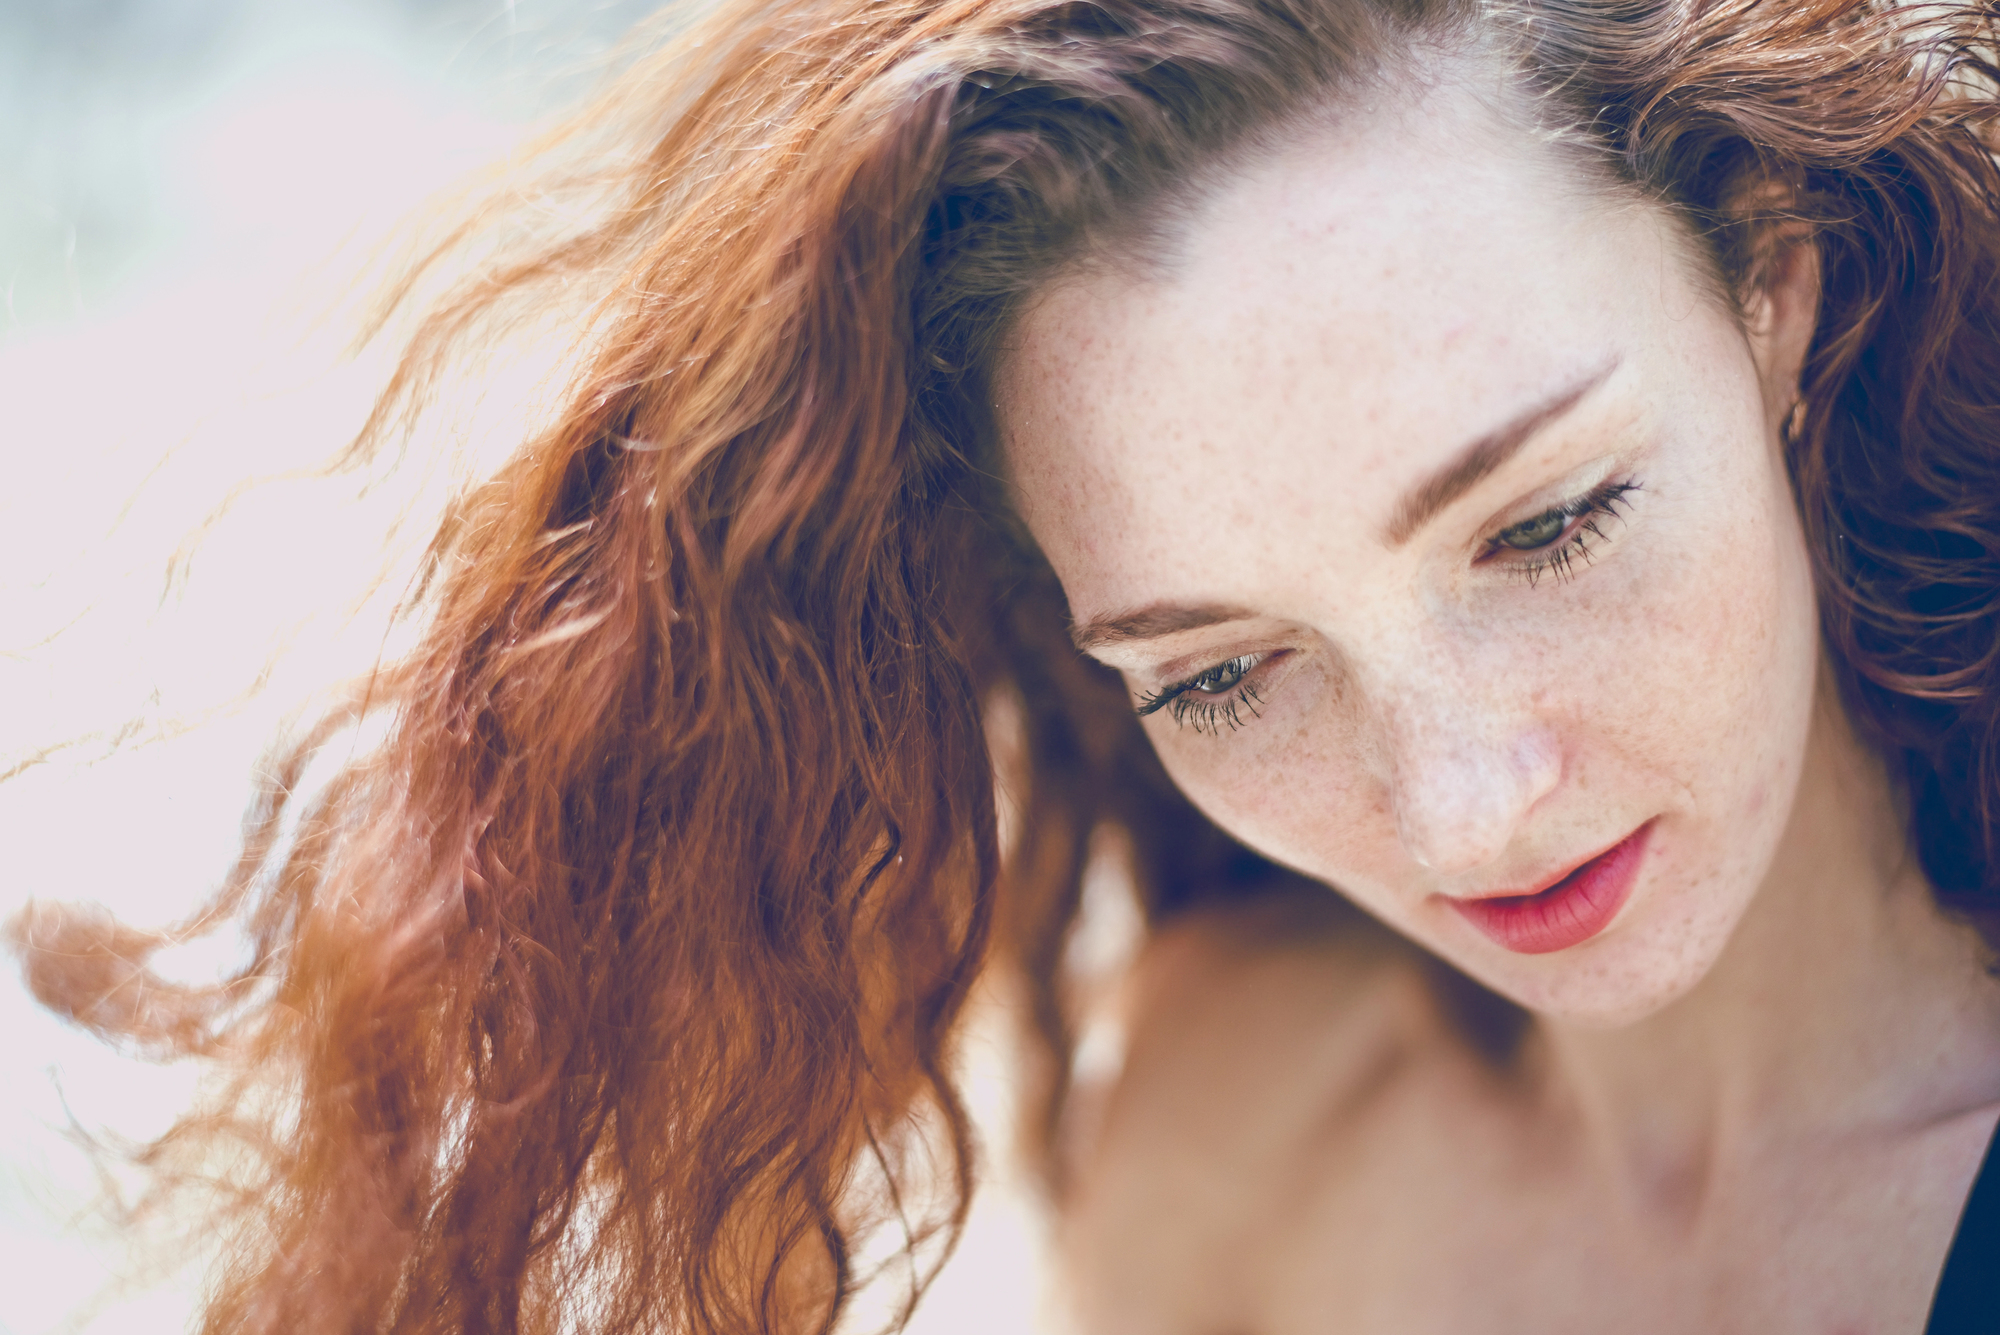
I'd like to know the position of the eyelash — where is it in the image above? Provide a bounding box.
[1484,479,1641,586]
[1134,655,1267,733]
[1132,478,1643,731]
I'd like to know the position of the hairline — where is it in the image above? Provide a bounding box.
[981,35,1746,501]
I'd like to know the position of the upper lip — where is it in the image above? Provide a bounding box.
[1441,823,1645,902]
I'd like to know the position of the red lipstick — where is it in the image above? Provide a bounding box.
[1449,823,1652,955]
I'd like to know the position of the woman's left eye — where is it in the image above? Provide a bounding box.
[1496,508,1568,550]
[1483,479,1640,584]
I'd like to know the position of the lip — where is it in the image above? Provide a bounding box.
[1446,822,1653,955]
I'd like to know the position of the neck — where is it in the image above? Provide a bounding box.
[1526,676,2000,1208]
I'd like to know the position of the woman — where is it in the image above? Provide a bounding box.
[15,0,2000,1329]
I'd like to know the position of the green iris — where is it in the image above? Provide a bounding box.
[1497,508,1567,550]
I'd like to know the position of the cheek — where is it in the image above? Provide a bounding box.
[1144,660,1385,873]
[1622,463,1819,813]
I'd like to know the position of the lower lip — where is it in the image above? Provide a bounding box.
[1449,824,1652,955]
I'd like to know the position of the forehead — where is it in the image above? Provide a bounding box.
[996,81,1687,607]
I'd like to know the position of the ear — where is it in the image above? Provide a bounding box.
[1740,226,1821,437]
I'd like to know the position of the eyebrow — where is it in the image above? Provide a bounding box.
[1070,602,1256,654]
[1068,358,1622,656]
[1382,358,1621,547]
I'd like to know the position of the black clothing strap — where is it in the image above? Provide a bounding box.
[1926,1115,2000,1333]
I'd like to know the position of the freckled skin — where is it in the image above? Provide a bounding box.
[1001,70,2000,1335]
[1006,106,1809,1025]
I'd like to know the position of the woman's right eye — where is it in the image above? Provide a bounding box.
[1132,653,1273,733]
[1186,655,1257,695]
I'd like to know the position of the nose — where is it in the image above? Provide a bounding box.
[1385,693,1562,877]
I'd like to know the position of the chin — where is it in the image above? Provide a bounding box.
[1460,901,1746,1030]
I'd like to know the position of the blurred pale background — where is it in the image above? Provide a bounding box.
[0,3,1093,1329]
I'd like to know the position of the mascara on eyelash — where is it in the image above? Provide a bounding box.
[1135,653,1259,718]
[1141,682,1265,733]
[1498,478,1641,585]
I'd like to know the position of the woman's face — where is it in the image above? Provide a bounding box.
[997,81,1823,1028]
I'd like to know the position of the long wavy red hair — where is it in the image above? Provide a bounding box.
[15,0,2000,1330]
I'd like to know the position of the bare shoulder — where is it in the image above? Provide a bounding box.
[1061,889,1449,1334]
[1108,892,1436,1133]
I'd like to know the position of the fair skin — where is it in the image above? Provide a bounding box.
[999,68,2000,1334]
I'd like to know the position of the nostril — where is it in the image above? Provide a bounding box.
[1400,818,1511,876]
[1394,787,1508,873]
